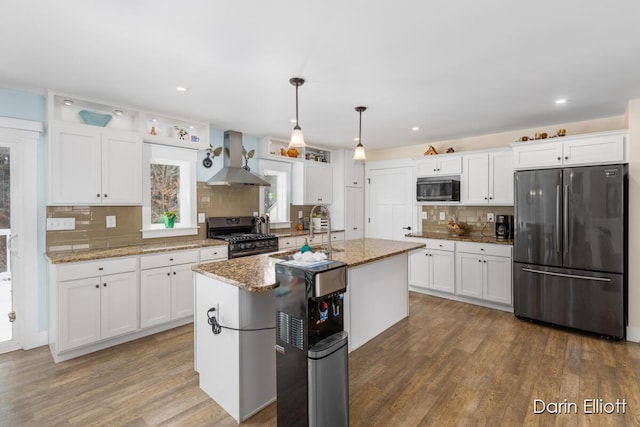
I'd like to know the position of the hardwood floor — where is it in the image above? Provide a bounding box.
[3,293,640,426]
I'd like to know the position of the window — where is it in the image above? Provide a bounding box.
[259,160,290,226]
[142,144,197,238]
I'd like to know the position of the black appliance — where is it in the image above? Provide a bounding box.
[494,214,514,240]
[513,164,628,339]
[416,176,460,202]
[206,216,278,258]
[275,260,349,427]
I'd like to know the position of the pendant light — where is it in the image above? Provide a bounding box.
[353,106,367,160]
[289,77,306,148]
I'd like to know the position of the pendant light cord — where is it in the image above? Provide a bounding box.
[295,83,300,129]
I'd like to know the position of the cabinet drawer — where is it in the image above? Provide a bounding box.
[424,239,455,251]
[456,242,512,257]
[307,235,324,245]
[330,231,345,241]
[140,249,198,270]
[278,236,301,250]
[57,256,137,282]
[199,246,228,262]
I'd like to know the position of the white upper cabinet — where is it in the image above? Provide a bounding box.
[416,154,462,177]
[345,187,364,240]
[343,151,365,188]
[512,131,626,170]
[292,161,333,205]
[49,124,142,205]
[462,150,513,205]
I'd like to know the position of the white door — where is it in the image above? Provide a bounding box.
[58,278,102,351]
[140,267,172,328]
[100,271,138,339]
[171,264,195,319]
[0,120,39,353]
[345,187,364,240]
[368,167,413,240]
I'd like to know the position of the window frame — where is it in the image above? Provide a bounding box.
[141,143,198,239]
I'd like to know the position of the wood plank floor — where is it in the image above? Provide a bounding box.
[3,293,640,426]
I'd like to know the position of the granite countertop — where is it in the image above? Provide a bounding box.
[46,239,228,264]
[192,238,425,292]
[272,229,345,238]
[405,232,513,246]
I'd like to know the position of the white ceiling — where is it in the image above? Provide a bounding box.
[2,1,640,150]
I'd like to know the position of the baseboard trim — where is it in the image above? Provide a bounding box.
[626,326,640,343]
[409,287,513,313]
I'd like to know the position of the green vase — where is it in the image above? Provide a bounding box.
[163,215,176,228]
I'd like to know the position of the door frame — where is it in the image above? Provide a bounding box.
[0,117,42,353]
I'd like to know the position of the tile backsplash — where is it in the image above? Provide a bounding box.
[420,205,514,236]
[46,182,259,252]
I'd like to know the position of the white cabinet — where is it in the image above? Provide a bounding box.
[416,155,462,177]
[455,242,512,305]
[48,124,142,205]
[330,231,345,242]
[199,246,229,262]
[462,150,513,205]
[343,151,365,188]
[408,239,455,293]
[278,236,302,250]
[345,187,364,240]
[140,249,199,328]
[53,257,138,352]
[512,131,626,170]
[292,162,333,205]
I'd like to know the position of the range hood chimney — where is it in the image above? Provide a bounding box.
[206,130,271,187]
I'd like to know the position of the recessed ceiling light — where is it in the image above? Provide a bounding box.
[62,99,73,106]
[151,118,158,123]
[555,98,568,104]
[113,109,123,116]
[412,126,420,131]
[176,86,189,92]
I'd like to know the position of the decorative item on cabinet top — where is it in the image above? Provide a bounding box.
[78,110,113,127]
[424,145,438,156]
[516,129,566,142]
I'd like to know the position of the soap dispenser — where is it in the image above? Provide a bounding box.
[300,238,312,253]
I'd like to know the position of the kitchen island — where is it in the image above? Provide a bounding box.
[192,238,424,422]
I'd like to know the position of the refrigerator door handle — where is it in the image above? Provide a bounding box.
[555,185,561,253]
[563,184,569,255]
[521,267,612,283]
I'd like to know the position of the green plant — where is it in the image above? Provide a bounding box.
[163,210,176,219]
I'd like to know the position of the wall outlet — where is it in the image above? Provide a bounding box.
[106,216,116,228]
[439,212,446,221]
[421,211,428,220]
[298,210,303,219]
[487,213,495,222]
[46,218,75,231]
[253,211,259,217]
[198,212,205,223]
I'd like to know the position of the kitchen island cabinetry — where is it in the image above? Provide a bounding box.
[456,242,512,305]
[408,239,455,293]
[48,124,142,205]
[50,257,138,354]
[192,238,423,422]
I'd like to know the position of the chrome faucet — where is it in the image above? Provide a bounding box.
[309,204,332,259]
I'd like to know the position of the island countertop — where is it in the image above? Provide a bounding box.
[191,238,425,292]
[405,231,513,246]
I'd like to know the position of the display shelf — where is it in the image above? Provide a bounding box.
[141,112,209,150]
[257,137,331,163]
[50,93,139,131]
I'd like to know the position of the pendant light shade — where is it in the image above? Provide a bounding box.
[353,106,367,160]
[289,77,306,148]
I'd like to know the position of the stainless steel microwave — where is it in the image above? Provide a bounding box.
[416,176,460,202]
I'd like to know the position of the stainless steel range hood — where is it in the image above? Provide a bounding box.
[206,130,271,186]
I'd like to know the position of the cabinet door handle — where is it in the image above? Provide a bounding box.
[103,283,107,287]
[173,272,176,275]
[96,193,101,198]
[95,284,99,288]
[557,157,561,161]
[318,198,323,201]
[565,156,569,160]
[480,248,484,251]
[213,251,217,255]
[489,196,493,200]
[402,226,412,230]
[483,260,487,263]
[484,197,488,200]
[104,194,108,198]
[433,168,437,172]
[478,259,481,263]
[167,272,170,276]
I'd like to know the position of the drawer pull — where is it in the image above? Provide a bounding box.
[98,267,104,271]
[169,258,174,261]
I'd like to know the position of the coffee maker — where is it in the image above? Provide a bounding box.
[495,214,514,240]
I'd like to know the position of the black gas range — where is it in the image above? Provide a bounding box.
[206,216,279,259]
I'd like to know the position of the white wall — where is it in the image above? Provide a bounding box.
[625,100,640,341]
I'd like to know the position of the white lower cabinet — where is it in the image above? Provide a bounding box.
[140,249,199,328]
[455,242,512,305]
[53,257,138,353]
[408,239,455,293]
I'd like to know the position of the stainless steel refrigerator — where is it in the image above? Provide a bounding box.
[513,164,628,339]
